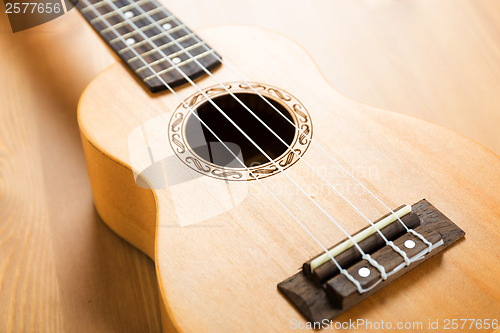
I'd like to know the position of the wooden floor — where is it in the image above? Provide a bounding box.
[0,0,499,331]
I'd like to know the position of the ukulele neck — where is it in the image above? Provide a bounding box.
[74,0,221,92]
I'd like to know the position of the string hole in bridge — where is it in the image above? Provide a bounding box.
[358,267,371,278]
[404,240,416,249]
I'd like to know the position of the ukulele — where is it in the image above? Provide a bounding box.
[74,0,500,331]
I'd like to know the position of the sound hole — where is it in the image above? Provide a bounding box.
[185,93,296,168]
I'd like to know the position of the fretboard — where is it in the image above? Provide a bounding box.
[75,0,221,92]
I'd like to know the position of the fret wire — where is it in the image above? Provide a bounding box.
[143,49,215,81]
[133,1,214,64]
[80,0,115,13]
[78,0,220,95]
[89,0,149,24]
[100,7,164,33]
[135,42,205,73]
[119,31,195,56]
[109,18,181,44]
[150,6,213,58]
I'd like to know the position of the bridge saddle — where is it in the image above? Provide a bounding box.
[278,199,465,323]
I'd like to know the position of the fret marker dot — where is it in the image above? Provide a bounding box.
[126,38,136,45]
[404,240,416,249]
[163,23,172,30]
[125,11,134,18]
[172,57,181,64]
[358,267,371,278]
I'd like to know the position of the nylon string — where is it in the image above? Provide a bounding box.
[81,0,437,291]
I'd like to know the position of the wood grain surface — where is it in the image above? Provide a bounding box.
[0,10,161,333]
[79,25,500,331]
[1,0,499,331]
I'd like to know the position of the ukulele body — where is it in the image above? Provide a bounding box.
[78,26,500,332]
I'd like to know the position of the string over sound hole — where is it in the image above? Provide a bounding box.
[185,93,295,168]
[168,82,313,181]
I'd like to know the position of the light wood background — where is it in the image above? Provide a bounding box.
[1,0,499,331]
